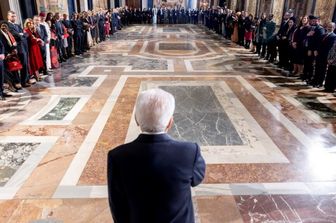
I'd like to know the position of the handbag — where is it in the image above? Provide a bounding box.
[5,56,23,72]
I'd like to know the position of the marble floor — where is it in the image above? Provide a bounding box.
[1,24,336,223]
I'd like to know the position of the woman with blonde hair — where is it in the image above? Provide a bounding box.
[24,18,44,81]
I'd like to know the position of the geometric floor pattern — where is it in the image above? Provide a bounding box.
[0,24,336,222]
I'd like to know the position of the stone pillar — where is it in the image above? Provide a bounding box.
[111,0,115,8]
[142,0,148,8]
[271,0,285,25]
[191,0,197,9]
[314,0,336,25]
[79,0,89,11]
[9,0,23,25]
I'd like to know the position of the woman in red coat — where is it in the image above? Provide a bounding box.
[24,18,44,81]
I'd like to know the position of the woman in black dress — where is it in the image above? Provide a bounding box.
[291,16,310,76]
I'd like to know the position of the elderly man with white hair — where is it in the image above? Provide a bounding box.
[107,88,206,223]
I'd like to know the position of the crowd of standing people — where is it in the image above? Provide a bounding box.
[202,7,336,93]
[0,8,124,100]
[1,6,336,100]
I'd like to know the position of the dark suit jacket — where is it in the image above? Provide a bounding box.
[0,32,17,55]
[6,22,27,54]
[318,32,336,59]
[36,24,48,43]
[0,39,4,55]
[55,20,64,40]
[307,24,325,51]
[107,133,206,223]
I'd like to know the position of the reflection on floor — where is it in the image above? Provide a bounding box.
[0,24,336,222]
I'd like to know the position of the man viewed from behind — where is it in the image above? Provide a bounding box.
[107,88,206,223]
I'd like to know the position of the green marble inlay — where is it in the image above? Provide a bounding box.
[40,97,80,121]
[57,77,98,87]
[160,85,243,146]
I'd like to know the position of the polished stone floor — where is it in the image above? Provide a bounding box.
[1,24,336,222]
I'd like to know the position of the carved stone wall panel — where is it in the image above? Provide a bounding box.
[272,0,285,25]
[36,0,69,14]
[246,0,257,15]
[229,0,237,11]
[315,0,336,24]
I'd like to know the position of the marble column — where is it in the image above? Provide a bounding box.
[80,0,89,11]
[314,0,336,24]
[271,0,285,25]
[110,0,115,8]
[142,0,148,8]
[9,0,22,25]
[191,0,197,9]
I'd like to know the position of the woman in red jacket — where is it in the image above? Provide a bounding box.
[24,18,44,81]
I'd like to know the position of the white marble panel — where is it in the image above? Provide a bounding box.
[58,76,128,186]
[0,136,58,199]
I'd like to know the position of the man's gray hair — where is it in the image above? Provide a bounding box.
[135,88,175,133]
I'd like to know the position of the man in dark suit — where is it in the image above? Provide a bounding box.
[98,10,105,42]
[62,14,73,58]
[54,13,66,62]
[311,22,336,87]
[34,15,48,75]
[6,11,30,87]
[303,15,325,82]
[107,88,206,223]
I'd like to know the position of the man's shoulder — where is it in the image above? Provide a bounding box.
[108,136,198,158]
[108,142,132,158]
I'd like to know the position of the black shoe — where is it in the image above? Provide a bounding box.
[1,92,12,100]
[0,92,5,100]
[22,83,31,88]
